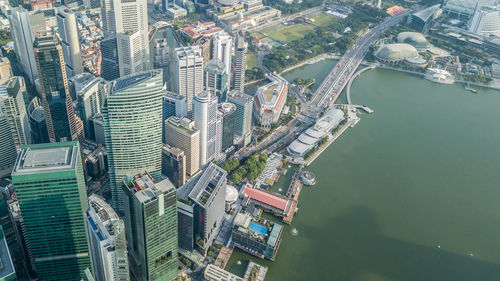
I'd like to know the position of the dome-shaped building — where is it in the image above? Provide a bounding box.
[375,43,419,63]
[397,32,430,51]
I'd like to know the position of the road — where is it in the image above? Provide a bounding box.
[304,13,408,117]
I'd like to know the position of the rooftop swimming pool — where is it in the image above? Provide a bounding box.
[249,222,268,235]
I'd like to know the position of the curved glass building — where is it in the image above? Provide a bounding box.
[103,70,164,212]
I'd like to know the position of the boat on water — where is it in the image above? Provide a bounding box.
[424,68,455,84]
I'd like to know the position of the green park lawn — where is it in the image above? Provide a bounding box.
[258,23,315,43]
[310,12,339,28]
[246,52,258,69]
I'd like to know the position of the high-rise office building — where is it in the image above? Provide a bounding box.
[0,77,31,147]
[0,110,17,178]
[27,97,49,144]
[34,32,81,142]
[103,70,163,212]
[0,226,17,281]
[218,102,236,152]
[87,194,130,281]
[174,46,204,114]
[176,163,226,255]
[101,0,150,77]
[233,34,246,93]
[193,91,218,166]
[0,57,12,79]
[77,77,106,137]
[154,38,169,68]
[162,144,186,188]
[215,111,223,161]
[11,142,92,280]
[204,59,228,102]
[165,117,200,177]
[162,92,187,143]
[8,7,45,83]
[212,34,232,80]
[56,6,83,78]
[121,173,178,281]
[100,35,120,81]
[227,90,252,146]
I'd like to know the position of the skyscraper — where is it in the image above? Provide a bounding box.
[174,46,204,114]
[0,77,31,147]
[162,92,187,143]
[11,142,92,281]
[212,33,232,81]
[103,70,163,212]
[165,116,200,177]
[100,35,120,81]
[0,109,17,178]
[87,194,130,281]
[204,59,229,102]
[162,144,186,188]
[193,91,218,166]
[34,32,81,142]
[218,102,236,152]
[77,77,106,137]
[227,90,252,146]
[233,34,246,93]
[8,7,44,83]
[27,97,49,144]
[56,6,83,78]
[0,57,12,79]
[121,173,178,281]
[101,0,150,76]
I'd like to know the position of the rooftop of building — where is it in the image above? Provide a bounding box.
[204,264,242,281]
[218,102,236,115]
[254,78,287,110]
[124,173,176,203]
[87,194,122,240]
[188,163,226,207]
[166,116,199,134]
[375,43,419,61]
[162,144,185,157]
[112,70,160,92]
[12,142,79,175]
[205,59,226,73]
[242,185,288,211]
[163,91,186,101]
[233,211,283,248]
[0,227,15,280]
[175,46,202,58]
[397,32,430,50]
[228,90,252,103]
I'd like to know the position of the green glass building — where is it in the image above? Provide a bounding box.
[103,70,164,212]
[121,173,178,281]
[11,142,92,281]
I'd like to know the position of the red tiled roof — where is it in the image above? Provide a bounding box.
[243,186,288,211]
[274,84,287,111]
[253,95,261,109]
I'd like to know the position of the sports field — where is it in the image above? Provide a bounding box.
[310,12,339,27]
[252,23,315,43]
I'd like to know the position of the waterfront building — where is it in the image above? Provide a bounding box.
[56,6,83,77]
[374,43,419,64]
[468,4,500,37]
[212,33,232,81]
[407,4,441,31]
[227,90,252,145]
[162,92,187,143]
[218,102,236,152]
[233,34,246,93]
[27,97,48,144]
[232,211,283,260]
[176,163,227,255]
[86,194,130,281]
[287,108,344,157]
[174,46,204,114]
[162,144,186,188]
[8,7,44,83]
[0,226,17,281]
[101,0,150,77]
[34,32,82,143]
[0,58,12,79]
[11,142,92,280]
[253,74,288,127]
[243,261,267,281]
[0,77,31,147]
[77,77,106,138]
[103,70,163,212]
[397,32,430,52]
[242,185,291,217]
[193,91,218,166]
[100,35,120,81]
[204,264,242,281]
[165,117,200,177]
[204,59,229,102]
[121,173,178,281]
[443,0,478,17]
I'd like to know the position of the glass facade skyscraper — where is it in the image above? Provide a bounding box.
[11,142,92,281]
[103,70,163,212]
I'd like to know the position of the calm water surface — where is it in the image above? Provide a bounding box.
[227,63,500,281]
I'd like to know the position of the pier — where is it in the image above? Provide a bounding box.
[283,170,303,224]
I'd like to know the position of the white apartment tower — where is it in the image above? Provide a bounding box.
[101,0,150,77]
[56,6,83,77]
[212,33,232,81]
[193,91,218,166]
[174,46,204,114]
